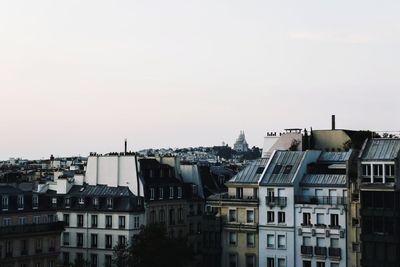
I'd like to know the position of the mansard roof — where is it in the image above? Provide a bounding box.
[360,138,400,161]
[300,174,347,187]
[227,158,269,184]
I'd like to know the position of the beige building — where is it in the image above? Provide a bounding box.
[207,158,268,267]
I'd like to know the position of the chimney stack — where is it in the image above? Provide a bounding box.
[331,115,336,130]
[124,138,127,154]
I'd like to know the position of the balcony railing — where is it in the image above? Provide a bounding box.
[265,197,287,207]
[314,246,327,256]
[328,247,341,258]
[0,221,65,236]
[295,196,347,206]
[301,245,313,256]
[208,193,259,203]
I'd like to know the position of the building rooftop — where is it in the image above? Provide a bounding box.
[360,138,400,160]
[227,158,269,184]
[300,174,347,187]
[318,150,352,163]
[260,151,305,186]
[68,184,133,197]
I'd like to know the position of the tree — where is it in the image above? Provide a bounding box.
[113,224,193,267]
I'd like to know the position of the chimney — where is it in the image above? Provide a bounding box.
[124,138,127,154]
[331,115,336,130]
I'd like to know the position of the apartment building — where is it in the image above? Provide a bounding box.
[0,184,64,267]
[56,183,145,267]
[295,151,353,267]
[207,158,268,267]
[358,139,400,267]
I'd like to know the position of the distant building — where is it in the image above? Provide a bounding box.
[234,131,249,152]
[0,183,64,267]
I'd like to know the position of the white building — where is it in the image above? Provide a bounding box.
[258,150,320,267]
[294,151,352,267]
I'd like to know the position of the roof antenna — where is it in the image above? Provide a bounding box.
[124,138,127,154]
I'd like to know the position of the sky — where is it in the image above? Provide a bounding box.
[1,0,400,160]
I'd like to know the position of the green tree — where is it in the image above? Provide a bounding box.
[113,224,193,267]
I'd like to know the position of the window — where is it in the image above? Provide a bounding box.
[283,165,292,174]
[330,214,339,228]
[246,255,255,267]
[65,197,70,208]
[330,263,339,267]
[93,197,99,208]
[91,215,98,228]
[302,213,311,226]
[20,239,28,254]
[91,254,97,267]
[107,198,113,209]
[91,234,98,248]
[229,232,237,245]
[229,254,237,267]
[49,238,55,251]
[134,216,140,229]
[386,164,395,183]
[373,164,383,176]
[177,187,182,198]
[247,233,255,247]
[79,197,85,205]
[229,209,237,222]
[278,212,285,223]
[18,195,24,209]
[2,195,9,210]
[303,261,311,267]
[273,164,282,174]
[169,186,174,199]
[169,209,175,225]
[63,232,70,246]
[267,234,275,248]
[317,263,325,267]
[278,235,286,249]
[267,211,275,223]
[159,188,164,199]
[362,164,371,176]
[178,208,183,223]
[77,233,83,247]
[51,197,57,208]
[77,214,84,227]
[33,216,40,224]
[35,238,42,253]
[118,235,126,245]
[150,188,155,200]
[105,255,112,267]
[19,217,27,225]
[236,188,243,199]
[63,252,70,265]
[159,210,166,224]
[3,217,11,226]
[106,215,112,228]
[316,213,324,225]
[32,195,39,209]
[247,210,254,223]
[119,216,126,229]
[253,188,258,198]
[76,253,84,262]
[105,235,113,249]
[267,257,275,267]
[277,259,286,267]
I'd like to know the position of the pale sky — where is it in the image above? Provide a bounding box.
[1,0,400,160]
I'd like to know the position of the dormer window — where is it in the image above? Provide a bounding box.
[79,198,85,205]
[17,195,24,210]
[159,188,164,200]
[65,197,71,208]
[107,198,113,209]
[273,164,282,174]
[93,198,99,208]
[150,188,155,200]
[2,196,9,210]
[51,197,57,208]
[177,187,182,199]
[169,187,174,199]
[283,165,292,174]
[32,195,39,209]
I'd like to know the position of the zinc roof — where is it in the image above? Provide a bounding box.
[227,158,269,184]
[318,150,352,163]
[260,151,305,186]
[300,174,347,187]
[68,184,133,197]
[361,139,400,160]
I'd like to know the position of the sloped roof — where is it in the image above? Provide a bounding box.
[260,151,305,186]
[227,158,269,184]
[300,174,347,187]
[360,139,400,160]
[318,150,352,163]
[68,184,133,197]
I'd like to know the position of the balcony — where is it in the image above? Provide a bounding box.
[295,195,347,206]
[328,247,341,259]
[314,246,327,257]
[301,245,313,256]
[265,197,287,208]
[20,250,28,256]
[0,222,65,237]
[207,192,259,203]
